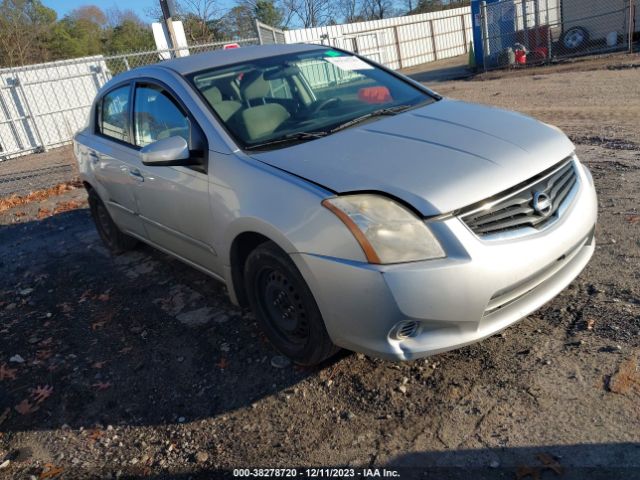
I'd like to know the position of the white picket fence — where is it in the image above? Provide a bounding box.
[284,6,473,69]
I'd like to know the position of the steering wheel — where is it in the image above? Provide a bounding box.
[309,97,340,114]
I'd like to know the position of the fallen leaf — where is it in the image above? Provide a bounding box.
[31,385,54,404]
[80,289,93,302]
[0,363,17,381]
[215,357,228,369]
[39,463,64,479]
[36,208,52,219]
[53,200,82,214]
[118,346,133,354]
[39,337,53,346]
[0,181,80,214]
[15,399,39,415]
[608,354,640,394]
[88,428,102,441]
[537,453,564,475]
[57,303,73,314]
[586,318,596,330]
[0,407,10,425]
[92,361,107,369]
[97,290,111,302]
[92,382,112,391]
[36,349,53,361]
[626,215,640,224]
[515,466,540,480]
[91,311,114,330]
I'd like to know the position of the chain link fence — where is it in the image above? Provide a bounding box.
[0,37,261,201]
[480,0,638,70]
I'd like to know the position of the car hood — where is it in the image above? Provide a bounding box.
[249,99,575,216]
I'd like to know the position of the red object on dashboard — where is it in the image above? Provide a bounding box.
[223,43,240,50]
[358,86,392,104]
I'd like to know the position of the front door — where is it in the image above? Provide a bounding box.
[129,82,217,271]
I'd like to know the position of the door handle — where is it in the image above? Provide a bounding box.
[129,168,144,182]
[88,151,100,165]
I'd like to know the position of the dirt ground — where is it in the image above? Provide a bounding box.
[1,54,639,480]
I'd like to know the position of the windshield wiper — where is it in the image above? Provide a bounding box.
[330,104,413,133]
[245,131,329,151]
[245,104,414,150]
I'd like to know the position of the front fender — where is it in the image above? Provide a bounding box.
[210,151,367,302]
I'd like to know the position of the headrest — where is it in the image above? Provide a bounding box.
[240,71,270,100]
[241,103,290,141]
[203,86,223,104]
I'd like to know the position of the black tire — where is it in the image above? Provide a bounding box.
[561,27,589,51]
[88,189,138,254]
[244,241,339,366]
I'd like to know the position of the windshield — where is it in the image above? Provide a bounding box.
[190,48,437,150]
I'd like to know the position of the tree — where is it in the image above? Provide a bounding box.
[412,0,469,14]
[254,0,284,27]
[69,5,107,26]
[361,0,393,20]
[104,14,155,54]
[337,0,364,23]
[282,0,333,27]
[50,6,106,59]
[179,0,220,42]
[0,0,57,67]
[219,5,256,39]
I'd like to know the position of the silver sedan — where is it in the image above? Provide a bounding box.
[74,44,597,365]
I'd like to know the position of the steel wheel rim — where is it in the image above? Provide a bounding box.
[256,267,309,346]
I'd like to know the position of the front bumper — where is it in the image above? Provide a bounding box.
[292,163,598,360]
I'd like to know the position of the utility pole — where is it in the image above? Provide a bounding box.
[159,0,181,57]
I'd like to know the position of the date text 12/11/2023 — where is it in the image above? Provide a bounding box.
[232,468,401,477]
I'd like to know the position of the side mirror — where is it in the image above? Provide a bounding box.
[140,136,191,166]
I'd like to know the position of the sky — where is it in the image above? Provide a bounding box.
[44,0,162,21]
[44,0,240,22]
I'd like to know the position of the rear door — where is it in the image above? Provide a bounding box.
[91,83,147,238]
[129,81,216,271]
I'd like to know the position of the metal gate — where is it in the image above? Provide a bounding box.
[255,20,287,45]
[0,57,109,161]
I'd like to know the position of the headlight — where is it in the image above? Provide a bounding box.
[322,194,445,264]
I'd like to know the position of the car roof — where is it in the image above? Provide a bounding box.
[157,43,326,76]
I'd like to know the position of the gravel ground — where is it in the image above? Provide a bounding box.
[0,146,77,198]
[1,54,639,480]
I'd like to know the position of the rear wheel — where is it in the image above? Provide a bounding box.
[244,241,339,366]
[88,189,137,254]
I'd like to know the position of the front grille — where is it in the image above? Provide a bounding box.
[460,158,578,239]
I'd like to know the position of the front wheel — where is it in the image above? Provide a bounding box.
[244,242,339,366]
[88,189,138,254]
